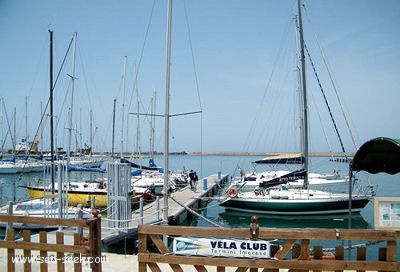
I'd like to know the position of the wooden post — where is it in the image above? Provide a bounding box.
[74,233,83,272]
[88,209,102,272]
[23,230,31,272]
[313,246,323,272]
[7,229,15,272]
[335,246,344,272]
[39,231,48,272]
[356,247,366,272]
[378,247,387,272]
[56,231,65,272]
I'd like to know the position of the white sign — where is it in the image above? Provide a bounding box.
[172,237,271,259]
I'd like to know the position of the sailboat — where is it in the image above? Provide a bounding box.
[220,0,372,216]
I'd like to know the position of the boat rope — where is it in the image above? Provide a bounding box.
[304,43,347,156]
[320,240,385,253]
[169,194,223,228]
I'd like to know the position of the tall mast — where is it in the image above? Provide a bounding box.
[49,30,55,195]
[120,56,127,158]
[67,32,77,163]
[150,91,156,158]
[298,0,309,188]
[163,0,173,223]
[135,64,142,165]
[25,96,28,145]
[111,99,116,157]
[90,109,93,155]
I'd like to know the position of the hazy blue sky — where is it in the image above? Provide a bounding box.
[1,0,399,154]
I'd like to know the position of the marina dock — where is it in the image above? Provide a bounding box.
[21,173,229,248]
[101,173,229,246]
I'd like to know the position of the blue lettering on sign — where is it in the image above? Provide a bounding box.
[240,242,268,250]
[210,241,237,250]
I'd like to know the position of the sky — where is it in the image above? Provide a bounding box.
[0,0,399,154]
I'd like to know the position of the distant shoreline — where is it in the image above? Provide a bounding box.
[1,150,354,158]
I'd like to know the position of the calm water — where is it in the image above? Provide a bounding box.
[1,154,399,258]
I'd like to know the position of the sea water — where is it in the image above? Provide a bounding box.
[0,154,399,259]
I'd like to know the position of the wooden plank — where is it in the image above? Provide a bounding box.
[0,240,89,254]
[148,234,184,271]
[137,225,400,240]
[23,230,31,272]
[262,269,279,272]
[40,231,48,272]
[299,239,310,260]
[138,261,147,272]
[0,214,88,227]
[149,234,168,254]
[138,233,147,253]
[7,229,15,272]
[386,240,397,262]
[138,253,400,271]
[274,239,297,259]
[56,232,65,272]
[147,262,161,272]
[74,233,82,272]
[193,265,207,272]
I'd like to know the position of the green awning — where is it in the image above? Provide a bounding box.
[352,137,400,174]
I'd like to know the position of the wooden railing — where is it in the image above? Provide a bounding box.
[0,211,101,272]
[138,224,400,272]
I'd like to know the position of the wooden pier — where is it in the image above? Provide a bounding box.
[101,173,229,246]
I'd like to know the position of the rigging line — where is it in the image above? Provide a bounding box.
[304,43,347,155]
[183,0,204,177]
[302,4,358,150]
[309,84,334,155]
[128,0,157,116]
[183,0,202,111]
[169,194,222,228]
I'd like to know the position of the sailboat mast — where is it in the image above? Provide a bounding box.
[163,0,173,223]
[67,32,77,163]
[120,56,127,158]
[49,30,55,195]
[111,99,116,157]
[298,0,309,188]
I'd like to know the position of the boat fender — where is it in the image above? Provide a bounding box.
[227,187,239,198]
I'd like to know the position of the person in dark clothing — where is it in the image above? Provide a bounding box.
[193,171,198,188]
[189,170,195,189]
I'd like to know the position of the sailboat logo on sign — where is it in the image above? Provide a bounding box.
[174,238,208,251]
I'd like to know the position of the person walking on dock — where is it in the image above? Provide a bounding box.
[189,170,198,190]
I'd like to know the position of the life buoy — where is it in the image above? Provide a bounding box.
[227,187,239,198]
